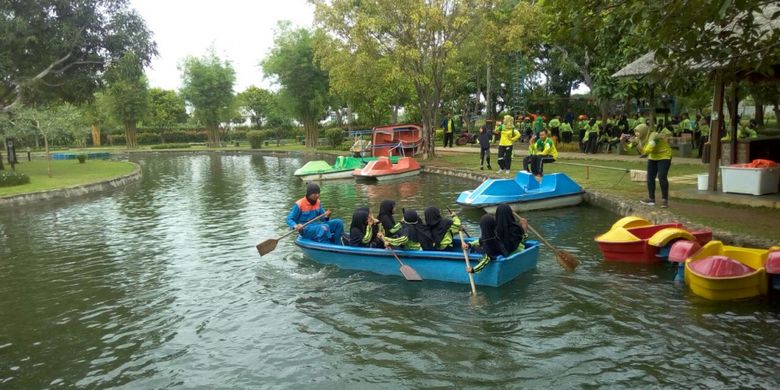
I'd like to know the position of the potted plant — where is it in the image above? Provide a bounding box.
[77,154,86,163]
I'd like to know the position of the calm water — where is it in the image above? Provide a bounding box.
[1,153,778,389]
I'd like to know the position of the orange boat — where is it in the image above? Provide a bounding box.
[353,156,422,181]
[371,124,422,157]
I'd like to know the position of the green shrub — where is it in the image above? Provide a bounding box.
[247,130,266,149]
[137,132,161,145]
[77,154,86,163]
[324,127,346,148]
[109,135,126,145]
[0,171,30,187]
[150,143,192,150]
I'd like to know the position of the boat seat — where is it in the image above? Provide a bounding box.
[689,255,755,277]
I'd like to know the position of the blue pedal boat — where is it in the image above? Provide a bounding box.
[456,171,584,213]
[295,237,540,287]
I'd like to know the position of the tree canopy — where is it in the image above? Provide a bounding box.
[180,49,236,147]
[0,0,157,113]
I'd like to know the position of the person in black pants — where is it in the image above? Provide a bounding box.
[441,114,455,148]
[478,125,492,170]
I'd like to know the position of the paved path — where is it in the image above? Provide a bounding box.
[436,145,706,165]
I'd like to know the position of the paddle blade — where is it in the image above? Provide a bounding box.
[399,265,422,281]
[556,250,580,272]
[256,238,278,256]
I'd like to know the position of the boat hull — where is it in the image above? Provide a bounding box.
[456,172,584,212]
[595,218,713,264]
[354,169,421,181]
[479,193,584,213]
[296,169,354,181]
[295,237,540,287]
[684,241,769,300]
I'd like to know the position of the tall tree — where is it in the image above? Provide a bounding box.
[81,92,115,147]
[262,22,329,148]
[180,50,236,147]
[236,86,274,128]
[314,0,485,157]
[0,0,156,113]
[8,104,81,177]
[105,53,149,149]
[145,88,187,143]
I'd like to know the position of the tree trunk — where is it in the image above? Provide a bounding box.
[44,133,51,178]
[392,105,398,124]
[755,103,764,126]
[91,123,101,147]
[303,118,318,148]
[125,121,138,149]
[486,62,492,128]
[773,104,780,126]
[208,125,221,147]
[648,86,656,130]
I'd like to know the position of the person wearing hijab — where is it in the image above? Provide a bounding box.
[382,209,432,251]
[377,200,402,238]
[423,207,461,250]
[348,208,382,247]
[286,182,344,243]
[461,214,509,274]
[494,204,528,253]
[627,123,672,208]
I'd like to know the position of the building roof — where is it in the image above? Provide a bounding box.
[612,5,780,78]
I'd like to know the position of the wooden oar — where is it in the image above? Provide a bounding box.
[522,219,580,272]
[385,245,422,281]
[458,229,478,295]
[256,213,328,256]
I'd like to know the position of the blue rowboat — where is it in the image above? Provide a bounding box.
[456,171,584,213]
[294,236,540,287]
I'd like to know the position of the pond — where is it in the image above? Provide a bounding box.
[1,153,778,388]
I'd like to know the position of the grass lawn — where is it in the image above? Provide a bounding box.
[0,159,137,197]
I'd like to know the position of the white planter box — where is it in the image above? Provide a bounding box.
[720,165,780,195]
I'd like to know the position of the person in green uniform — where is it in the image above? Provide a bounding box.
[423,207,461,250]
[523,130,558,178]
[494,115,521,174]
[548,115,561,142]
[697,116,710,158]
[382,209,432,251]
[441,113,455,148]
[377,200,402,238]
[560,121,573,143]
[348,208,383,248]
[632,124,672,208]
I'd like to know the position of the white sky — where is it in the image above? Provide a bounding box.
[130,0,314,93]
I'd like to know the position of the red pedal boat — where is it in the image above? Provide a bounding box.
[595,216,712,263]
[352,156,421,181]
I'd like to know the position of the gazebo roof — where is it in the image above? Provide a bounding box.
[612,5,780,78]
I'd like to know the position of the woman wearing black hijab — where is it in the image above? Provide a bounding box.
[494,204,528,253]
[348,209,382,247]
[462,213,509,273]
[383,209,432,251]
[377,200,402,238]
[423,206,461,250]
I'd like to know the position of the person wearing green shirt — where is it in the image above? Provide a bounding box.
[583,119,600,154]
[441,113,455,148]
[494,115,521,174]
[523,130,558,178]
[533,115,545,134]
[560,121,573,143]
[423,207,461,250]
[382,209,431,251]
[697,116,710,158]
[548,115,561,141]
[632,124,672,208]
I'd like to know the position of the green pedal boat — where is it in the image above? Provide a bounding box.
[294,156,399,181]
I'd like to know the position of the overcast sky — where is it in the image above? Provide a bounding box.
[130,0,314,93]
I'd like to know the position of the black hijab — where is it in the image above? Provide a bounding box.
[495,204,525,252]
[479,214,509,259]
[401,209,433,249]
[349,209,370,247]
[305,182,320,205]
[424,207,453,245]
[377,200,396,233]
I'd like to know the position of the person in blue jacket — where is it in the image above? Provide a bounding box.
[286,182,344,244]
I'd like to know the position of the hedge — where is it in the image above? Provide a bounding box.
[150,143,192,150]
[0,171,30,187]
[323,127,346,148]
[247,130,266,149]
